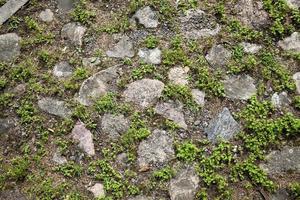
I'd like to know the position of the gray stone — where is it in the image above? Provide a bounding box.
[271,189,290,200]
[87,183,105,199]
[123,79,164,109]
[0,189,27,200]
[106,35,134,58]
[278,32,300,53]
[38,97,72,118]
[128,196,152,200]
[137,129,174,168]
[286,0,300,9]
[57,0,77,12]
[61,23,86,46]
[271,92,291,108]
[293,72,300,94]
[101,114,130,139]
[191,89,205,107]
[0,118,15,134]
[0,33,21,62]
[223,75,257,100]
[168,67,189,86]
[52,151,67,165]
[240,42,262,54]
[82,57,101,68]
[205,44,232,67]
[154,101,187,129]
[71,121,95,156]
[76,66,119,106]
[179,9,221,39]
[0,0,29,25]
[260,146,300,175]
[53,61,73,79]
[39,9,54,22]
[133,6,159,28]
[169,166,200,200]
[138,48,161,64]
[205,107,240,143]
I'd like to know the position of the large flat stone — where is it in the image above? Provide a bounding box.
[0,0,29,25]
[0,33,21,62]
[278,32,300,53]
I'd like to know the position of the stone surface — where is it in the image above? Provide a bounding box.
[137,129,174,168]
[87,183,105,199]
[271,92,291,108]
[38,97,72,118]
[0,33,21,62]
[154,101,187,129]
[53,61,73,79]
[205,44,232,67]
[133,6,159,28]
[39,9,54,22]
[271,189,290,200]
[278,32,300,53]
[223,75,257,100]
[57,0,77,12]
[205,107,240,143]
[240,42,262,54]
[61,23,86,46]
[128,195,152,200]
[101,114,130,139]
[260,146,300,175]
[0,118,15,134]
[169,166,200,200]
[76,66,119,106]
[191,89,205,107]
[179,9,221,39]
[123,79,164,109]
[71,121,95,156]
[286,0,300,9]
[106,35,135,58]
[82,57,101,68]
[0,189,27,200]
[52,151,67,165]
[293,72,300,94]
[0,0,29,25]
[168,67,189,86]
[138,48,161,64]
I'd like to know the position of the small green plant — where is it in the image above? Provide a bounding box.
[17,100,40,124]
[176,141,200,162]
[71,0,95,24]
[289,182,300,198]
[95,93,118,114]
[5,156,30,181]
[0,76,7,89]
[293,96,300,109]
[144,35,159,49]
[25,16,42,32]
[55,162,83,178]
[73,67,90,81]
[131,64,155,80]
[152,166,175,181]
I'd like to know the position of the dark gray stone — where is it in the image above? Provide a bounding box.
[0,33,21,62]
[205,44,232,67]
[38,97,72,118]
[0,118,15,134]
[39,9,54,22]
[82,57,101,68]
[101,114,130,139]
[271,189,290,200]
[53,61,73,79]
[128,196,152,200]
[106,35,134,58]
[0,0,29,25]
[133,6,159,28]
[61,23,86,46]
[0,189,27,200]
[57,0,78,12]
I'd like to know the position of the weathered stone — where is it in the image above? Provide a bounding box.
[57,0,78,12]
[137,129,174,168]
[271,92,291,108]
[138,48,161,64]
[53,61,73,79]
[240,42,262,54]
[123,79,164,109]
[0,189,27,200]
[128,195,152,200]
[191,89,205,107]
[0,0,29,25]
[223,75,257,100]
[271,189,290,200]
[61,23,86,46]
[101,114,130,139]
[52,151,67,165]
[0,118,15,134]
[205,44,232,67]
[38,97,72,118]
[168,67,189,86]
[39,9,54,22]
[260,146,300,175]
[0,33,21,62]
[87,183,105,199]
[293,72,300,94]
[179,9,221,39]
[278,32,300,53]
[106,36,135,58]
[82,57,101,68]
[133,6,159,28]
[71,121,95,156]
[205,107,240,143]
[154,101,187,129]
[286,0,300,9]
[169,166,200,200]
[76,66,119,106]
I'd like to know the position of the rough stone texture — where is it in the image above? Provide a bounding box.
[71,121,95,156]
[0,0,29,25]
[57,0,77,12]
[271,189,290,200]
[240,42,262,54]
[61,23,86,46]
[271,92,291,108]
[0,189,27,200]
[128,196,152,200]
[82,57,101,68]
[191,89,205,107]
[0,33,21,62]
[0,118,15,134]
[223,75,257,100]
[38,97,72,118]
[87,183,105,199]
[76,66,119,106]
[205,107,241,143]
[293,72,300,94]
[53,61,73,79]
[106,35,134,58]
[179,9,221,39]
[169,166,200,200]
[137,129,174,168]
[154,101,187,129]
[168,67,189,86]
[286,0,300,9]
[123,79,165,109]
[138,48,161,64]
[278,32,300,53]
[260,146,300,175]
[235,0,269,28]
[101,114,130,139]
[52,151,67,165]
[39,9,54,22]
[133,6,159,28]
[205,45,232,67]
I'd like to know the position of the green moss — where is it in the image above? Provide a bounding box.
[71,0,95,24]
[131,63,155,80]
[293,96,300,109]
[289,182,300,198]
[55,162,83,178]
[144,35,159,49]
[152,166,175,182]
[176,141,201,162]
